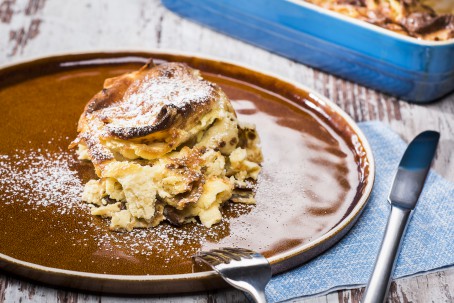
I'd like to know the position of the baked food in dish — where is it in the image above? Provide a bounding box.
[423,0,454,15]
[70,61,262,231]
[307,0,454,41]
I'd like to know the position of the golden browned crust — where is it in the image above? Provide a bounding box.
[70,61,230,173]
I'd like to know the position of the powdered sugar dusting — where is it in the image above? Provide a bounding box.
[90,220,228,261]
[100,63,215,128]
[0,144,229,269]
[0,147,86,215]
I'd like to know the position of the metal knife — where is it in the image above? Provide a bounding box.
[361,130,440,303]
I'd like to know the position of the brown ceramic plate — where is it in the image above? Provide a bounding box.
[0,51,374,294]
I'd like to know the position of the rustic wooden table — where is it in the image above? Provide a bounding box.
[0,0,453,302]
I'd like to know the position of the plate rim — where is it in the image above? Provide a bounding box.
[0,49,375,287]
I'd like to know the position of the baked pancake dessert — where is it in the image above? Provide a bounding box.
[70,61,262,231]
[307,0,454,41]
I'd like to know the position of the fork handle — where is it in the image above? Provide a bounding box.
[228,280,267,303]
[242,285,267,303]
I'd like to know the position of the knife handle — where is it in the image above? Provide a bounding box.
[362,205,412,303]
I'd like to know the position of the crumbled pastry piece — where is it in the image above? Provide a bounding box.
[70,61,262,231]
[306,0,454,41]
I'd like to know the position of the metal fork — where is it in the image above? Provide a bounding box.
[193,247,271,303]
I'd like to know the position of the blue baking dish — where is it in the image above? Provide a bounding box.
[162,0,454,103]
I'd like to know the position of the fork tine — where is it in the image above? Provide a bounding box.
[203,251,232,263]
[222,247,255,254]
[221,247,255,259]
[194,252,224,266]
[210,249,242,261]
[195,251,232,264]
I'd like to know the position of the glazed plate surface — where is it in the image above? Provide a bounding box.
[0,52,374,294]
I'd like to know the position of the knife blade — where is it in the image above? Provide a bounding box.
[362,131,440,303]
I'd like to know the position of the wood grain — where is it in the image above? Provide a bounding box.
[0,0,453,302]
